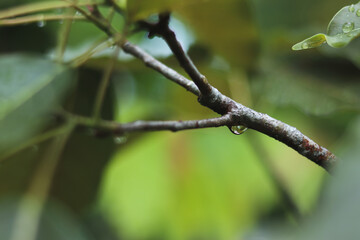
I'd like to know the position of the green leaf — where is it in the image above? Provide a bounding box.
[0,54,75,153]
[99,131,282,239]
[114,0,126,9]
[293,2,360,50]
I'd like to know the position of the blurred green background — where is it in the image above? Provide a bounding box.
[0,0,360,239]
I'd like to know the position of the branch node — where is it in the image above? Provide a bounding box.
[136,12,212,96]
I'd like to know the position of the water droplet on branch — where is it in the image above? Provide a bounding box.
[229,125,248,135]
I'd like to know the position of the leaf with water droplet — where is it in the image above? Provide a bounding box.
[228,125,248,135]
[292,2,360,50]
[349,4,356,13]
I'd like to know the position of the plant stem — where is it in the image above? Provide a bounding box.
[92,46,120,121]
[0,126,70,163]
[9,122,74,240]
[56,8,76,62]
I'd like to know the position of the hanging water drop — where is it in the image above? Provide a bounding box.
[349,4,355,13]
[114,136,127,145]
[342,22,354,33]
[229,125,248,135]
[301,42,309,49]
[356,9,360,17]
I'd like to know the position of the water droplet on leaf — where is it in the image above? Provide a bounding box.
[301,42,309,49]
[342,22,354,33]
[349,4,355,13]
[356,9,360,17]
[229,125,248,135]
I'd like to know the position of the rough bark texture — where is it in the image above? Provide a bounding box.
[75,10,338,172]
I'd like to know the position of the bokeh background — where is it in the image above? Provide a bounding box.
[0,0,360,239]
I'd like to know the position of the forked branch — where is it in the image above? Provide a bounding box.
[69,7,338,171]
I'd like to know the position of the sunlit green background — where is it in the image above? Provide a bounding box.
[0,0,360,239]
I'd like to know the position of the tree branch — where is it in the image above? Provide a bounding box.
[127,14,338,171]
[65,112,233,133]
[124,40,337,170]
[137,13,212,96]
[115,116,233,133]
[122,42,200,96]
[75,7,338,171]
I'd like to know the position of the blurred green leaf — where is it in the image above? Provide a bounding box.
[0,198,92,240]
[114,0,126,9]
[99,131,282,239]
[177,0,258,69]
[0,54,75,153]
[47,67,115,213]
[253,57,360,115]
[126,0,177,21]
[293,2,360,50]
[255,117,360,240]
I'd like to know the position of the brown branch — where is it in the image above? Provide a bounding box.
[122,42,200,96]
[75,7,338,171]
[125,14,338,171]
[64,112,233,133]
[137,13,212,96]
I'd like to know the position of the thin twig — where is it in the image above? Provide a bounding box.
[64,0,114,36]
[122,42,200,95]
[61,110,233,133]
[0,0,104,20]
[70,36,116,67]
[137,13,212,95]
[56,8,76,62]
[92,46,121,120]
[0,126,69,162]
[0,14,84,26]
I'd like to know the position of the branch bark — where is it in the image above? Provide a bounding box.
[137,13,212,95]
[65,112,233,133]
[122,42,200,96]
[75,8,338,171]
[125,14,338,171]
